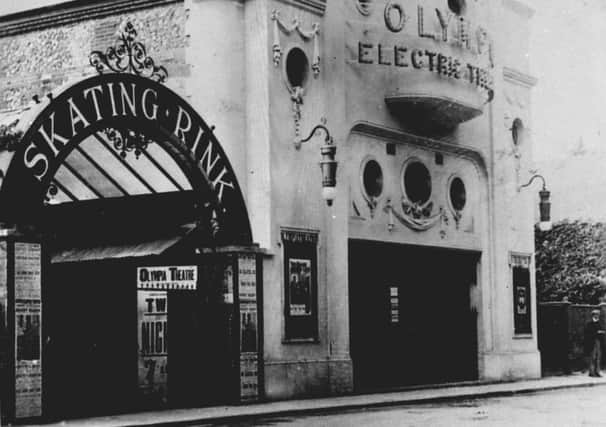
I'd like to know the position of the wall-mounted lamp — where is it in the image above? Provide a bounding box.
[295,121,337,206]
[519,174,551,231]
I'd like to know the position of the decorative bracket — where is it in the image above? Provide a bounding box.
[89,20,168,83]
[383,197,443,232]
[290,86,305,140]
[271,10,321,76]
[103,127,154,159]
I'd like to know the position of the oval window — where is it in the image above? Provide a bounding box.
[403,161,431,204]
[362,159,383,198]
[285,47,309,89]
[449,177,467,211]
[448,0,466,15]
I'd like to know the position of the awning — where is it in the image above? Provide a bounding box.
[51,223,197,263]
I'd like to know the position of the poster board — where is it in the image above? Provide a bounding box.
[510,253,532,335]
[137,266,197,290]
[137,290,168,404]
[0,241,8,373]
[238,254,259,400]
[281,229,319,340]
[14,242,42,419]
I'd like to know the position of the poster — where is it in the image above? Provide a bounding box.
[13,242,42,418]
[137,290,168,404]
[222,263,234,303]
[281,228,318,340]
[288,259,312,316]
[239,353,258,400]
[15,300,42,419]
[390,286,399,324]
[137,266,197,290]
[516,286,528,315]
[0,241,8,370]
[240,302,258,353]
[14,242,41,300]
[238,255,256,302]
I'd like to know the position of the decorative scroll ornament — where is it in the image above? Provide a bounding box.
[363,194,378,218]
[271,10,321,76]
[356,0,373,16]
[44,182,58,205]
[104,127,153,159]
[383,197,443,232]
[89,21,168,83]
[290,86,305,139]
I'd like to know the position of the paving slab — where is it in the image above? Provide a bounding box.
[19,374,606,427]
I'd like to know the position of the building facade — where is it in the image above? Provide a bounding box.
[0,0,539,422]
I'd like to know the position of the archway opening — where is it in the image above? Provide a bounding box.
[0,73,257,419]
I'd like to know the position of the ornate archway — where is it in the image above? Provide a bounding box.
[0,24,251,246]
[0,23,261,422]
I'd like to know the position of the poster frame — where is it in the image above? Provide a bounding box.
[280,228,319,342]
[510,252,532,336]
[0,235,44,423]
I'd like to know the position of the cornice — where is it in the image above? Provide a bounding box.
[275,0,326,16]
[503,67,538,88]
[350,121,488,179]
[0,0,181,38]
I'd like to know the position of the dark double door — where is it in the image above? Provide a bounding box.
[349,240,479,390]
[43,258,232,419]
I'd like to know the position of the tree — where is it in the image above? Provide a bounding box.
[535,220,606,304]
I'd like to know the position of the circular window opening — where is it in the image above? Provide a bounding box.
[450,177,467,211]
[512,118,524,146]
[362,159,383,198]
[448,0,466,15]
[285,47,309,88]
[403,161,432,204]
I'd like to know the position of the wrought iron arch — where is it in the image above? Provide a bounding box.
[0,73,252,245]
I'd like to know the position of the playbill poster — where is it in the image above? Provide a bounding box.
[14,242,42,418]
[137,290,168,404]
[0,241,7,369]
[288,258,312,317]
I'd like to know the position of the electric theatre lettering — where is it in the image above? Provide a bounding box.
[355,3,493,97]
[21,73,235,203]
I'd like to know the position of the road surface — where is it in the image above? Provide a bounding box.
[200,386,606,426]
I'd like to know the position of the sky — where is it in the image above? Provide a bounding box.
[525,0,606,162]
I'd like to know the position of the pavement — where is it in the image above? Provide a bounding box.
[20,373,606,427]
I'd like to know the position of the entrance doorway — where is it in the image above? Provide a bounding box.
[42,236,234,419]
[349,240,479,390]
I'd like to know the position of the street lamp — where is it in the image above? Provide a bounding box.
[519,174,551,231]
[295,121,337,206]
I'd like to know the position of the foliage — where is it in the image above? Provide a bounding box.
[535,220,606,304]
[0,119,22,151]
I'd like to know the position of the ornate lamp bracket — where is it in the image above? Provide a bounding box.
[518,173,552,231]
[294,120,337,206]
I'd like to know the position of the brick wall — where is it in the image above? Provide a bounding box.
[0,3,188,112]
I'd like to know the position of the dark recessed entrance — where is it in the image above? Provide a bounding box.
[41,194,236,419]
[348,240,479,390]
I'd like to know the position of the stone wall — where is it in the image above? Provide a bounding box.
[0,2,188,112]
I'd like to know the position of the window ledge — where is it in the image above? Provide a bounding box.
[513,333,533,339]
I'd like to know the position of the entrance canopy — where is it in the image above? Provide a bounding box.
[0,72,252,246]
